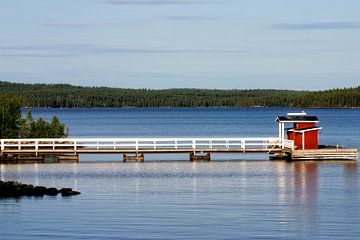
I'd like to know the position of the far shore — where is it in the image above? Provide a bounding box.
[21,106,360,110]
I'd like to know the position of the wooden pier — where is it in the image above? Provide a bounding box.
[1,111,358,163]
[290,148,358,161]
[0,137,357,163]
[0,137,288,162]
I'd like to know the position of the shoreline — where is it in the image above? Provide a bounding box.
[22,106,360,110]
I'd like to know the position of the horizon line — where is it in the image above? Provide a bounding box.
[1,80,359,92]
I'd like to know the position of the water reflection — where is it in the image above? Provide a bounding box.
[344,161,358,177]
[190,161,198,200]
[342,162,358,194]
[0,161,359,239]
[0,164,4,181]
[134,162,140,203]
[293,162,318,204]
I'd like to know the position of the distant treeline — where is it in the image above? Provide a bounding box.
[0,81,359,108]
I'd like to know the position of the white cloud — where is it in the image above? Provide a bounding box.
[273,20,360,30]
[102,0,216,5]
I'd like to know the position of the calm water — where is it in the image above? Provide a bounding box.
[1,108,360,239]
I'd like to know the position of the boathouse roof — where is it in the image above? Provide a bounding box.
[275,115,319,123]
[287,126,322,133]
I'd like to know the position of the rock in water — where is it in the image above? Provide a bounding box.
[23,185,34,196]
[33,186,47,196]
[60,188,81,196]
[45,188,59,196]
[0,181,22,197]
[0,181,80,198]
[60,188,73,196]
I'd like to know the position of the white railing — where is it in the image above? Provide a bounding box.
[0,137,285,154]
[283,139,295,150]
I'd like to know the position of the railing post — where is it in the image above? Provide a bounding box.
[74,140,77,152]
[210,140,212,150]
[113,141,116,150]
[175,140,178,150]
[1,139,4,151]
[192,139,196,153]
[154,141,156,150]
[35,140,38,156]
[18,140,21,150]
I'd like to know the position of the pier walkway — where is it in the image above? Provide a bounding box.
[0,137,357,162]
[0,137,294,161]
[1,112,357,162]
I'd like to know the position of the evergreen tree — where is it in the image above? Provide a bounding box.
[0,81,359,108]
[0,95,22,138]
[0,95,68,139]
[30,118,48,138]
[50,116,68,138]
[21,112,68,138]
[19,110,33,138]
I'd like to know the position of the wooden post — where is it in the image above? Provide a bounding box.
[123,154,144,162]
[74,140,77,153]
[302,132,305,150]
[190,153,211,161]
[35,140,38,157]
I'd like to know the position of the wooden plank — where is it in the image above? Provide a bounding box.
[2,148,282,154]
[290,148,358,161]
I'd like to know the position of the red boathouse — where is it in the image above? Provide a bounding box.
[276,112,322,150]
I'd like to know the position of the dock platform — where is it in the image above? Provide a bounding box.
[290,148,358,161]
[0,137,286,162]
[1,112,357,163]
[0,137,357,162]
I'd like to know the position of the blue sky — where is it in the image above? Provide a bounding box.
[0,0,359,90]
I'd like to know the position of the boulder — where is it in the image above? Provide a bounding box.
[45,187,59,196]
[0,181,5,196]
[70,190,81,195]
[0,181,22,197]
[23,185,34,196]
[33,186,47,196]
[60,188,81,196]
[0,181,80,198]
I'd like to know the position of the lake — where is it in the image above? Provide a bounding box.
[1,108,359,239]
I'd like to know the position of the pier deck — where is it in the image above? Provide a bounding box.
[291,148,358,161]
[0,137,286,155]
[0,137,357,162]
